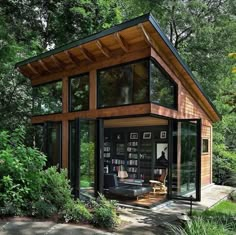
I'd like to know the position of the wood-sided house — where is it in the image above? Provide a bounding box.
[16,14,220,204]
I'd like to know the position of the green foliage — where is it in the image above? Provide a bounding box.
[0,128,46,215]
[209,200,236,216]
[169,200,236,235]
[229,191,236,202]
[40,167,72,211]
[212,144,236,186]
[61,199,92,223]
[32,198,57,218]
[92,194,119,229]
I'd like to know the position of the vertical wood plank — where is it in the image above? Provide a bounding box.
[62,77,69,113]
[89,70,97,110]
[62,120,69,169]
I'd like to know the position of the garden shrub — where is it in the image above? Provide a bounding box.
[32,197,57,218]
[213,144,236,186]
[0,128,46,215]
[92,193,119,229]
[61,199,92,223]
[40,167,72,211]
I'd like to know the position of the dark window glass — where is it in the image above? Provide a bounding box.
[150,61,177,109]
[98,60,149,107]
[70,74,89,111]
[32,124,44,152]
[33,81,62,115]
[32,122,61,168]
[202,139,209,153]
[47,122,61,168]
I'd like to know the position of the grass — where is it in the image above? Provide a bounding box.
[210,200,236,215]
[168,200,236,235]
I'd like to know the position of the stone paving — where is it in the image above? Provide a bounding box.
[0,184,234,235]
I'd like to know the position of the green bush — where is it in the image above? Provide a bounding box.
[40,167,72,211]
[32,197,57,218]
[61,199,92,223]
[0,128,46,215]
[92,194,119,229]
[213,144,236,186]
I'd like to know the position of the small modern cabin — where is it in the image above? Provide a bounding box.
[16,14,220,204]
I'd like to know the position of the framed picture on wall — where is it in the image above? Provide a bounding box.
[160,131,167,139]
[143,132,152,139]
[156,143,168,159]
[130,132,138,139]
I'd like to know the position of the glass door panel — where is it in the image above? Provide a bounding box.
[69,119,103,198]
[79,119,96,197]
[170,119,201,201]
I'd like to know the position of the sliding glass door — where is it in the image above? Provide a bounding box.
[169,119,201,201]
[69,118,104,198]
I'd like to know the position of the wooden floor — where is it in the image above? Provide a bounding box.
[106,193,167,208]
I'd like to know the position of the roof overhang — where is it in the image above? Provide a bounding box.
[15,13,220,122]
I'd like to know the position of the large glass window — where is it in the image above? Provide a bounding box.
[97,60,149,108]
[150,61,177,109]
[70,74,89,111]
[33,81,62,115]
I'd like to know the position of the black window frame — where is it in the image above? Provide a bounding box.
[32,79,63,116]
[96,58,151,109]
[149,58,178,110]
[69,72,90,112]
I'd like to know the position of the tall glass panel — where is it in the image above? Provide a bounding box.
[69,119,96,197]
[79,120,96,197]
[46,122,62,168]
[150,61,177,109]
[33,81,62,115]
[97,60,149,107]
[70,74,89,111]
[172,120,200,199]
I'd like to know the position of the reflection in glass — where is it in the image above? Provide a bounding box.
[47,122,61,168]
[32,124,44,152]
[69,120,96,197]
[150,61,177,109]
[33,123,61,168]
[33,81,62,115]
[98,60,149,107]
[79,120,96,197]
[70,74,89,111]
[202,139,209,153]
[172,121,198,198]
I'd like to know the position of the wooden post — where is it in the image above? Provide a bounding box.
[62,120,68,169]
[62,77,69,113]
[89,70,97,110]
[62,77,69,169]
